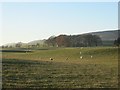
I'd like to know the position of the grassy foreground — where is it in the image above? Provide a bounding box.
[1,47,118,88]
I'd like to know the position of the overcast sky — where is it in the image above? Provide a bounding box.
[0,1,118,45]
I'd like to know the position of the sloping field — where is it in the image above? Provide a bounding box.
[2,47,118,88]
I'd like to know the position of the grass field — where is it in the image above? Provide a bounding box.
[1,47,119,88]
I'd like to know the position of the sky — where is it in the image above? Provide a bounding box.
[0,1,118,45]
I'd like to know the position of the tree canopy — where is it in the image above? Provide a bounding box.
[45,34,102,47]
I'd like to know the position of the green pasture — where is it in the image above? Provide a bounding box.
[1,47,119,88]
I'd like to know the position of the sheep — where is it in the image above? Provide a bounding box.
[80,51,82,54]
[50,58,53,60]
[91,55,93,58]
[81,47,83,49]
[80,56,83,59]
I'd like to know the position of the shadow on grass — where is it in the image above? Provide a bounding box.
[2,58,118,88]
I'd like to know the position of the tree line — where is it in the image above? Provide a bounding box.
[2,34,120,48]
[45,34,103,47]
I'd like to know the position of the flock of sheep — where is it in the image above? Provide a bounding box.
[79,52,93,59]
[49,47,93,61]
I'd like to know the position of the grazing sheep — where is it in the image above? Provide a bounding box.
[81,47,83,49]
[50,58,53,60]
[80,51,82,54]
[80,56,83,59]
[91,55,93,58]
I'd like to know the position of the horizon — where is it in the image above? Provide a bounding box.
[1,29,118,46]
[1,2,118,45]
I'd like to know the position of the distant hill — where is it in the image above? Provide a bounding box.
[88,30,119,46]
[28,39,46,45]
[3,42,27,47]
[89,30,119,41]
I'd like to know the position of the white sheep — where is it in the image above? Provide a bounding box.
[80,56,83,59]
[91,55,93,58]
[80,51,82,54]
[81,47,83,49]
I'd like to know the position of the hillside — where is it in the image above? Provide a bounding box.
[28,39,46,45]
[90,30,119,41]
[88,30,119,46]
